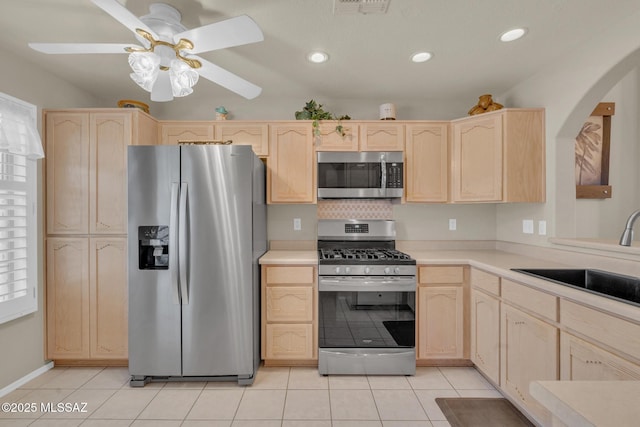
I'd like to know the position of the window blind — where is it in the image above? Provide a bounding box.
[0,93,39,325]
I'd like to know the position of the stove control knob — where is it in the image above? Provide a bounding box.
[364,267,371,275]
[345,267,351,274]
[394,267,401,274]
[335,267,341,274]
[384,267,391,275]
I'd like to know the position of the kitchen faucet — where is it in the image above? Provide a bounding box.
[619,209,640,246]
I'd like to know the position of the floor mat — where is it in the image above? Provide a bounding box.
[435,397,534,427]
[382,320,414,346]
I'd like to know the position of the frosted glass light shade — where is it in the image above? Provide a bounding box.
[128,52,160,92]
[169,59,199,97]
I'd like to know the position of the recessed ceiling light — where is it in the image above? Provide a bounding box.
[500,28,527,42]
[411,52,433,63]
[308,51,329,63]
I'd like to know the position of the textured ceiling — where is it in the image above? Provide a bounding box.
[2,0,639,114]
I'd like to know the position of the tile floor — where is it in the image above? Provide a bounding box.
[0,365,502,426]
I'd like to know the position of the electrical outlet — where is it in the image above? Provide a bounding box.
[449,218,457,231]
[538,220,547,236]
[522,219,534,234]
[293,218,301,231]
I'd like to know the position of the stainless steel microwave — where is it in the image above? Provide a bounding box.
[317,151,404,199]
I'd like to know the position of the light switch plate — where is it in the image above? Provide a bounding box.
[293,218,301,231]
[538,220,547,235]
[449,218,457,231]
[523,219,534,234]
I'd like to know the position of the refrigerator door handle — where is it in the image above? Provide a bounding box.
[179,182,189,305]
[169,182,180,305]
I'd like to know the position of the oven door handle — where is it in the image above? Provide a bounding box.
[319,277,416,292]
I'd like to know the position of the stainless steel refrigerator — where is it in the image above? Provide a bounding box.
[127,144,266,386]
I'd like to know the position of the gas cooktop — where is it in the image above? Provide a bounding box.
[318,248,415,265]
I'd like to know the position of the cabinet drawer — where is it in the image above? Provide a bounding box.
[266,286,313,322]
[471,268,501,296]
[265,324,314,360]
[265,266,315,285]
[419,266,464,284]
[502,279,557,322]
[561,300,640,361]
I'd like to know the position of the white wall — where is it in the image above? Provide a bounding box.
[497,8,640,245]
[0,47,100,389]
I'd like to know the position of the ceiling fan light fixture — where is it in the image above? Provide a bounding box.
[500,28,527,42]
[169,59,199,97]
[128,51,160,91]
[308,51,329,63]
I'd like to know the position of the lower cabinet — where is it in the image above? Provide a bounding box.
[262,265,317,365]
[470,288,500,383]
[560,332,640,380]
[501,304,558,424]
[46,237,127,362]
[417,266,467,361]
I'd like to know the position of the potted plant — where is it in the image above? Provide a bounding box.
[295,99,351,137]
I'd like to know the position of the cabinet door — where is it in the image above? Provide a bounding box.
[360,123,405,151]
[266,286,314,322]
[471,289,500,383]
[46,238,90,359]
[560,332,640,380]
[417,286,464,359]
[265,324,314,360]
[501,304,558,423]
[215,122,269,156]
[405,123,449,202]
[268,124,315,203]
[45,112,90,234]
[315,122,359,151]
[159,121,214,145]
[90,238,128,359]
[89,113,131,234]
[451,114,503,201]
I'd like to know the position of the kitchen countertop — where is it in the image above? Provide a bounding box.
[530,380,640,427]
[259,248,640,323]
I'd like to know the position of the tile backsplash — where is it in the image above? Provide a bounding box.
[317,200,393,219]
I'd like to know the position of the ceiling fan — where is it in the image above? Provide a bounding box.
[29,0,264,102]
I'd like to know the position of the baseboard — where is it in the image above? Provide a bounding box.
[0,361,54,398]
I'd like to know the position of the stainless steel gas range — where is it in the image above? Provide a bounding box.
[317,219,417,375]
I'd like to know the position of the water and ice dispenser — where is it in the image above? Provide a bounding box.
[138,226,169,269]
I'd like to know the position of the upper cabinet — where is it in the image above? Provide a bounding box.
[159,121,214,145]
[451,109,545,203]
[405,123,449,202]
[214,122,269,157]
[359,123,405,151]
[46,110,153,235]
[268,123,316,204]
[315,122,359,151]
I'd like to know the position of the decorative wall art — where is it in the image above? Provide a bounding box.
[575,102,615,199]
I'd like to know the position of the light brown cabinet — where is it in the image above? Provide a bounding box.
[44,109,149,364]
[159,121,214,145]
[405,123,449,202]
[268,123,316,203]
[359,123,405,151]
[501,303,558,425]
[315,122,359,151]
[262,265,317,364]
[215,122,269,156]
[451,109,545,203]
[471,288,500,384]
[417,266,467,361]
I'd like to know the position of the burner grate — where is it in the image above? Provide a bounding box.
[319,248,412,261]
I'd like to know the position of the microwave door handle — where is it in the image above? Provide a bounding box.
[380,154,387,191]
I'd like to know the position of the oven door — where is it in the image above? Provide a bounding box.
[318,275,416,375]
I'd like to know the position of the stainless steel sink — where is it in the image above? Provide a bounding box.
[511,268,640,306]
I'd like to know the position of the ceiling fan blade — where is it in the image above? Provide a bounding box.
[91,0,158,39]
[29,43,139,54]
[174,15,264,54]
[193,55,262,99]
